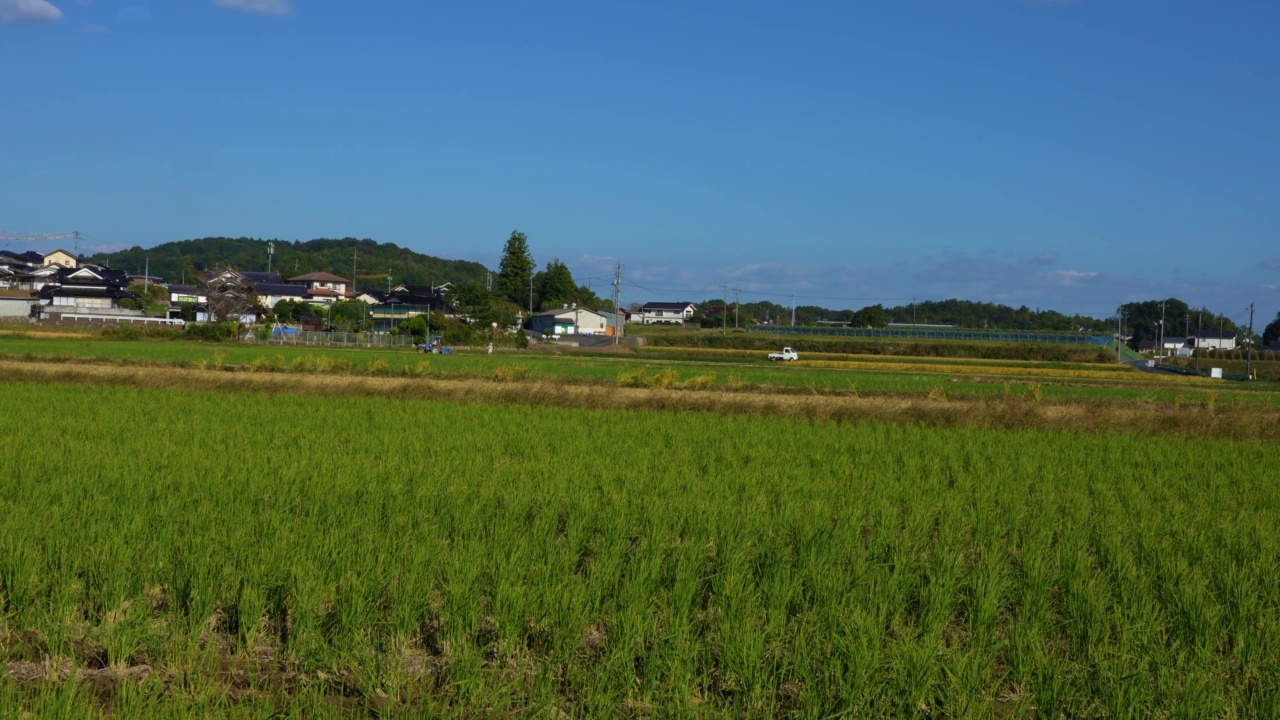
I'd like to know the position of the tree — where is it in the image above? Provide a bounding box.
[119,282,168,311]
[202,270,259,323]
[1264,311,1280,347]
[496,230,534,308]
[850,304,888,328]
[328,301,370,332]
[535,258,577,311]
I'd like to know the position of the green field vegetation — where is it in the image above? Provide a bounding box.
[637,326,1119,363]
[1,381,1278,717]
[3,334,1278,408]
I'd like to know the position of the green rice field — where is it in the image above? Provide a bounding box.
[2,378,1279,717]
[2,334,1277,406]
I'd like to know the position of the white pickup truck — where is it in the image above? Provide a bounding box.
[768,347,798,361]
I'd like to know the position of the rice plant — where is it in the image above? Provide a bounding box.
[0,379,1277,716]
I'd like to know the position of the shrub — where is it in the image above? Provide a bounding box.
[647,369,680,389]
[618,370,648,387]
[683,372,716,390]
[185,322,237,342]
[493,365,531,383]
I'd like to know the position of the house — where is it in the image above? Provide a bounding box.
[41,249,80,269]
[168,284,208,304]
[287,271,351,298]
[529,306,608,336]
[34,266,135,310]
[254,283,309,307]
[353,289,388,305]
[369,283,456,330]
[1187,329,1237,351]
[595,308,625,337]
[634,301,698,325]
[2,252,62,292]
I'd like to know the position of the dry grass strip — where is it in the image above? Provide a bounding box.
[1,359,1276,441]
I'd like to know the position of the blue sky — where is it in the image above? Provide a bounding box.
[2,0,1277,321]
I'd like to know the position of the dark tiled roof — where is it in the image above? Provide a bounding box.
[255,283,307,296]
[0,250,43,264]
[242,271,283,284]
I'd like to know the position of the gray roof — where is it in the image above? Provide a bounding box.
[532,307,606,319]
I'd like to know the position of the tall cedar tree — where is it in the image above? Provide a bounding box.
[497,230,534,308]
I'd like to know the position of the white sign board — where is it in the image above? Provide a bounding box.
[1210,367,1223,379]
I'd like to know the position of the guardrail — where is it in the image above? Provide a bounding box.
[745,325,1111,345]
[56,314,186,327]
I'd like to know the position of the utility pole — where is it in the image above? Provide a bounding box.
[486,271,492,292]
[790,294,796,327]
[267,242,274,275]
[719,285,728,336]
[1116,307,1122,362]
[912,296,917,326]
[733,288,740,330]
[352,248,358,294]
[144,256,149,293]
[529,276,534,314]
[1247,303,1256,379]
[387,269,392,295]
[612,260,622,343]
[1159,300,1167,362]
[1195,311,1203,371]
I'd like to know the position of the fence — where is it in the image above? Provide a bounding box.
[745,325,1112,345]
[246,331,418,348]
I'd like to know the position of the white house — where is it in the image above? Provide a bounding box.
[530,306,609,336]
[1187,329,1237,351]
[254,283,309,307]
[288,272,351,298]
[635,301,698,325]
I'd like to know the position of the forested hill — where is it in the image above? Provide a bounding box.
[88,237,490,289]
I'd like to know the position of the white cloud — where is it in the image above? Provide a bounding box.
[0,0,63,24]
[213,0,291,16]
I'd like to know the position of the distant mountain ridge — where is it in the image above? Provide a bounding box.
[87,237,490,290]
